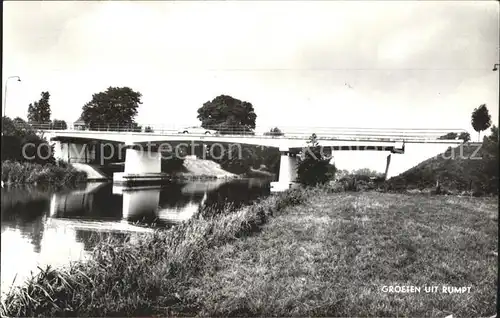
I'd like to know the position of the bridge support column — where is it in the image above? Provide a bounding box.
[384,154,392,180]
[270,148,299,192]
[113,147,164,184]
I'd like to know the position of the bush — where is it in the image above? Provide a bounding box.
[297,147,335,186]
[1,161,87,187]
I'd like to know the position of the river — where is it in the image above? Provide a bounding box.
[0,178,271,295]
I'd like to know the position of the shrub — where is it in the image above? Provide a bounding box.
[297,134,336,186]
[1,161,87,187]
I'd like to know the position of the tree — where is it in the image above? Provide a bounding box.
[51,119,67,130]
[296,133,336,186]
[458,132,470,142]
[471,104,491,142]
[264,127,284,137]
[483,125,498,143]
[81,87,142,129]
[1,116,54,164]
[197,95,257,134]
[27,92,51,124]
[2,117,35,138]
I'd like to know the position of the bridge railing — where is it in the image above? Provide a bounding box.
[22,122,469,142]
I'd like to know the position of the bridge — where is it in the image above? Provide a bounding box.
[34,124,467,192]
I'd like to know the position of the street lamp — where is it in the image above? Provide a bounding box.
[493,64,500,141]
[3,76,21,118]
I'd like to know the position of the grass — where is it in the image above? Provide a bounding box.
[185,190,497,317]
[1,188,496,317]
[1,160,87,187]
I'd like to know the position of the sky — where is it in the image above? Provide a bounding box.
[3,0,499,133]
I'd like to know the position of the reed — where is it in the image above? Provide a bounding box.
[1,160,87,187]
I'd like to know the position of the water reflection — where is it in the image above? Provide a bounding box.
[1,178,270,294]
[50,183,122,220]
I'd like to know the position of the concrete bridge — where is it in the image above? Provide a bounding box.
[40,126,467,192]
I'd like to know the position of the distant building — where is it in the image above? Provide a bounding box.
[74,115,86,130]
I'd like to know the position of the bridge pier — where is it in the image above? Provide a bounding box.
[113,147,165,184]
[384,154,392,180]
[270,147,299,192]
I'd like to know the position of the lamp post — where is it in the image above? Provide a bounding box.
[493,64,499,141]
[3,76,21,118]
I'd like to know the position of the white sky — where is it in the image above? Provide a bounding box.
[3,1,499,133]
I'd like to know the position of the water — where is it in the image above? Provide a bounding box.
[0,178,271,294]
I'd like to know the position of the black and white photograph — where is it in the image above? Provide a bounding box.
[1,1,498,317]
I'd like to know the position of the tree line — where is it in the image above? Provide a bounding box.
[4,86,496,186]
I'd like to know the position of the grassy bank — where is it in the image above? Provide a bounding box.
[1,160,87,187]
[386,139,498,195]
[1,188,496,317]
[186,190,497,317]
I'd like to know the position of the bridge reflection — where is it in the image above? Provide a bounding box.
[49,182,122,220]
[47,179,268,227]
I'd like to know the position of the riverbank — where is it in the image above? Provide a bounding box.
[0,188,308,317]
[1,160,87,187]
[1,188,496,317]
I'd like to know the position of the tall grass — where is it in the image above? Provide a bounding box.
[0,188,310,317]
[1,160,87,187]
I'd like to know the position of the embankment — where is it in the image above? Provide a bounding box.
[386,140,498,194]
[176,156,238,179]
